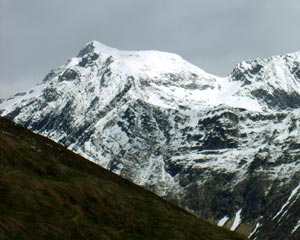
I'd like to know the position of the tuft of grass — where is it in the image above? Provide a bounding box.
[0,117,245,240]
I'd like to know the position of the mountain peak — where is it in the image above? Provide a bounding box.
[77,40,202,71]
[75,40,211,92]
[229,51,300,108]
[232,51,300,71]
[77,40,118,57]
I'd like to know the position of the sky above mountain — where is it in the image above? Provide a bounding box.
[0,0,299,98]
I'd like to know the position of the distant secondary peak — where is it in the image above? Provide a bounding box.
[230,51,300,83]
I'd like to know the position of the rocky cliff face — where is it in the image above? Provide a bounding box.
[1,41,299,239]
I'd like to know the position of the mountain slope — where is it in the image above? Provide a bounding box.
[0,41,300,239]
[0,116,244,240]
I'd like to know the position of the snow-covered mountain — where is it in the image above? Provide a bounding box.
[1,41,300,239]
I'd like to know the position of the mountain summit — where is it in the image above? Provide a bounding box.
[1,41,300,239]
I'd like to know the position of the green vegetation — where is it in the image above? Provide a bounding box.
[0,117,245,240]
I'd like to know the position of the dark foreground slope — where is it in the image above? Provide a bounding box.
[0,117,244,240]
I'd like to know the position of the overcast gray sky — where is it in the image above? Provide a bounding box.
[1,0,299,98]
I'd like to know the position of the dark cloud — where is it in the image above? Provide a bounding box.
[1,0,299,97]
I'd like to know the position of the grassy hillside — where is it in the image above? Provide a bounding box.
[0,117,245,240]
